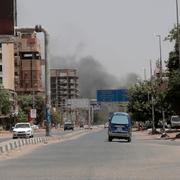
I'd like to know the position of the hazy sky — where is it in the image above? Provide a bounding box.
[17,0,176,79]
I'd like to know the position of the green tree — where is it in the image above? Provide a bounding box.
[165,71,180,114]
[17,95,45,125]
[51,110,61,128]
[17,108,27,122]
[33,96,45,126]
[165,25,180,114]
[128,81,152,123]
[128,79,170,128]
[0,89,11,115]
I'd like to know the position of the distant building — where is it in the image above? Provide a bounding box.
[14,30,44,95]
[50,69,79,110]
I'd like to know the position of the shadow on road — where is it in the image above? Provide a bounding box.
[104,139,130,143]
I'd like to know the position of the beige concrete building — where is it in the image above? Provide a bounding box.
[0,42,14,90]
[0,39,17,120]
[50,69,79,110]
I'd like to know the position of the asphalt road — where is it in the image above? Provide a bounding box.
[0,129,180,180]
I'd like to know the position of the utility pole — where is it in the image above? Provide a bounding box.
[88,105,91,128]
[37,26,51,136]
[14,0,17,26]
[150,60,155,133]
[156,35,162,75]
[176,0,180,69]
[156,35,166,133]
[32,90,35,109]
[144,68,147,81]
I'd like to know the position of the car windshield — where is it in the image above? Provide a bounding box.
[172,116,180,122]
[111,115,129,124]
[65,122,72,124]
[15,124,30,128]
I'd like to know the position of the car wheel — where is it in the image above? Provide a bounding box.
[127,137,131,142]
[108,136,112,142]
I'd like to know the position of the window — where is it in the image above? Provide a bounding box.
[20,52,41,60]
[0,65,2,72]
[0,53,2,59]
[15,123,30,128]
[111,115,129,124]
[0,77,2,84]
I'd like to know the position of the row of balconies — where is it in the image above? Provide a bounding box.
[51,79,78,84]
[51,88,79,93]
[16,37,41,53]
[50,70,78,77]
[51,81,78,85]
[51,85,78,90]
[51,91,79,96]
[51,92,79,97]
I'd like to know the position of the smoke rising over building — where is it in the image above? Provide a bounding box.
[50,55,120,98]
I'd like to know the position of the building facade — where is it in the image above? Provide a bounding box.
[0,41,14,90]
[14,30,44,95]
[0,38,17,121]
[50,69,79,110]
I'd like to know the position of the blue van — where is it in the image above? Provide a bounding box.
[108,112,132,142]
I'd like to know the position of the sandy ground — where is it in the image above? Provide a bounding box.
[133,128,180,140]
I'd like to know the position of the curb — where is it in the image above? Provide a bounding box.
[0,137,50,154]
[0,129,99,155]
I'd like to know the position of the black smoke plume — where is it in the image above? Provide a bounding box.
[50,55,120,98]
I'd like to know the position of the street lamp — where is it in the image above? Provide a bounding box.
[32,83,37,109]
[15,26,51,136]
[156,34,166,133]
[156,35,162,76]
[35,25,51,136]
[150,60,155,133]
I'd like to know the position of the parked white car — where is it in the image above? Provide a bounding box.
[171,115,180,128]
[12,123,34,139]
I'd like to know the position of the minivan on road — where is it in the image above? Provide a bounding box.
[108,112,132,142]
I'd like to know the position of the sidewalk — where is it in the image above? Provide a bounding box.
[133,129,180,141]
[0,130,11,137]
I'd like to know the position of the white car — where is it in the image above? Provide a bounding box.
[171,115,180,128]
[12,123,34,139]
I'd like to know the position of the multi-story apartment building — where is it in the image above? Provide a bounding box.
[50,69,79,110]
[14,29,44,95]
[0,41,14,90]
[0,39,17,120]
